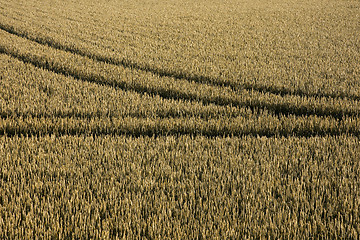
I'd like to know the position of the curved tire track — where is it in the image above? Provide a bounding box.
[0,43,358,121]
[0,22,359,102]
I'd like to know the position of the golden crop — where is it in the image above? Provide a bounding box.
[0,0,359,238]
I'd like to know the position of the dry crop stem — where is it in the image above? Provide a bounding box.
[0,0,359,238]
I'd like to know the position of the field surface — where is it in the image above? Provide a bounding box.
[0,0,360,238]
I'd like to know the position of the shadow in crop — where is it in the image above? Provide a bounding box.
[0,115,358,139]
[0,45,357,121]
[0,23,359,102]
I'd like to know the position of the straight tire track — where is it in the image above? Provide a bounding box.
[0,116,358,139]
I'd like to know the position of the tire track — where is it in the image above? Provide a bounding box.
[0,22,359,102]
[0,107,246,121]
[0,43,358,121]
[1,115,358,139]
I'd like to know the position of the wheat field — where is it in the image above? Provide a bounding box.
[0,0,359,238]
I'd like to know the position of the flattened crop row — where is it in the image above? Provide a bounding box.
[0,30,359,121]
[0,18,359,102]
[1,114,359,138]
[0,53,253,120]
